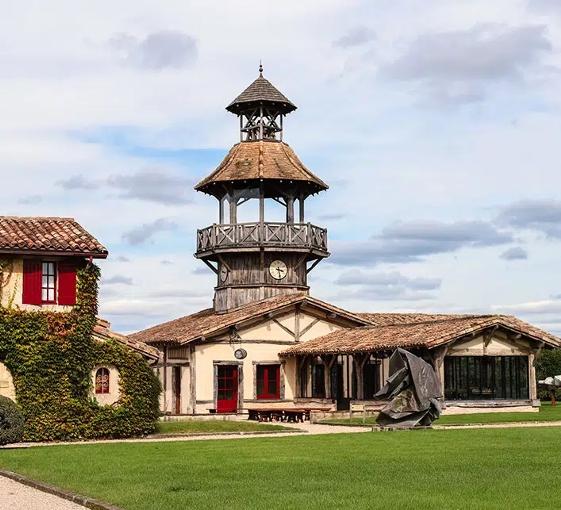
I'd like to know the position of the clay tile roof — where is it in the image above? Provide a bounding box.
[281,314,561,356]
[195,141,328,193]
[128,293,369,345]
[226,75,296,114]
[0,216,108,258]
[94,318,159,360]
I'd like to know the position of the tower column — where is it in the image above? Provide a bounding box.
[286,195,295,223]
[229,193,237,224]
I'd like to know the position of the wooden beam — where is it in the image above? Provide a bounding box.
[270,317,296,338]
[201,259,218,275]
[306,258,322,274]
[299,318,320,338]
[295,305,301,342]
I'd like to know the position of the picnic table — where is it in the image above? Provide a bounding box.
[248,408,311,423]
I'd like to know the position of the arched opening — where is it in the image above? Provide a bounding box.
[95,367,110,394]
[92,366,120,405]
[0,361,16,401]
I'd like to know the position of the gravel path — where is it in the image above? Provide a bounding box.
[3,422,370,449]
[0,475,85,509]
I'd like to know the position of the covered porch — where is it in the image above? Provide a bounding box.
[281,313,561,414]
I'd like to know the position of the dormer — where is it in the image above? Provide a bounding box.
[0,216,108,311]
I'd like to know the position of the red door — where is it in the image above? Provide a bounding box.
[217,365,238,413]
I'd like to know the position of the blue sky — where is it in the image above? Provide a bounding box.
[2,0,561,334]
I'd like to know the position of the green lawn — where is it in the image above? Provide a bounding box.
[155,420,292,435]
[319,402,561,427]
[3,428,561,509]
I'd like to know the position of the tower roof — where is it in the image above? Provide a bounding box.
[226,68,297,114]
[195,140,328,195]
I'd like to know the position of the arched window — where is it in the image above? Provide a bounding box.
[95,367,110,394]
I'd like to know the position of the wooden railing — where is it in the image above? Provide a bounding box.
[196,222,328,253]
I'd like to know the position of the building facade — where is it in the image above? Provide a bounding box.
[0,216,158,406]
[130,68,560,417]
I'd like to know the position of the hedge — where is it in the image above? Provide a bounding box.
[0,262,161,441]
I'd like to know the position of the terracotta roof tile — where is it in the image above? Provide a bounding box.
[195,141,328,193]
[128,293,369,345]
[226,75,296,114]
[94,318,159,360]
[0,216,107,258]
[281,314,561,356]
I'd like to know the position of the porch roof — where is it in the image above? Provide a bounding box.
[280,314,561,356]
[94,318,160,360]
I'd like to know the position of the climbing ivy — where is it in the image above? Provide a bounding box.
[0,262,161,441]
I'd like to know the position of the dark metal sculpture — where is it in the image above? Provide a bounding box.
[375,348,442,428]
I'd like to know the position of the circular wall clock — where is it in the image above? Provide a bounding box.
[234,348,247,360]
[269,259,288,280]
[219,265,229,283]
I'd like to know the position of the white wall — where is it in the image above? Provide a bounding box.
[0,362,16,401]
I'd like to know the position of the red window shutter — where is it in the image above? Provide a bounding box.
[22,260,42,305]
[58,261,77,306]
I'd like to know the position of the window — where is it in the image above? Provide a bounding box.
[95,367,110,394]
[444,356,529,400]
[23,259,78,306]
[363,360,380,399]
[311,362,325,398]
[256,364,280,399]
[41,262,56,303]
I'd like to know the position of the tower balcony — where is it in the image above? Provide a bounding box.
[195,222,328,259]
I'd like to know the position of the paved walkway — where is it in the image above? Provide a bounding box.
[0,475,84,510]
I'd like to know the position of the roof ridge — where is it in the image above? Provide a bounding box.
[0,216,76,221]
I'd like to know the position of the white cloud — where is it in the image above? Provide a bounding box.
[109,30,197,70]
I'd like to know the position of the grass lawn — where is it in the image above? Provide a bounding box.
[155,420,292,435]
[3,427,561,509]
[319,402,561,427]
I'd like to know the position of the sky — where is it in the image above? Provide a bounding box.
[2,0,561,334]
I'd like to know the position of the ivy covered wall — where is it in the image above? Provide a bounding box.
[0,261,161,441]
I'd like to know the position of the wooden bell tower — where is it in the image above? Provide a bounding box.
[194,66,330,312]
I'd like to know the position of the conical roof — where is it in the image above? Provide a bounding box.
[195,141,328,195]
[226,72,296,114]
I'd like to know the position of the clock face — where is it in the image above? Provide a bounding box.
[219,265,229,283]
[269,259,288,280]
[234,348,247,360]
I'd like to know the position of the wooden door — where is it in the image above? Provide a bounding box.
[217,365,238,413]
[173,366,181,415]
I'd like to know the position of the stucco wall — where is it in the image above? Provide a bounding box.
[0,257,72,312]
[0,362,16,401]
[91,365,120,406]
[191,309,343,413]
[448,331,532,356]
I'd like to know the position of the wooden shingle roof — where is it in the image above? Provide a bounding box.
[195,141,328,194]
[0,216,108,258]
[226,74,296,114]
[281,314,561,356]
[128,293,369,345]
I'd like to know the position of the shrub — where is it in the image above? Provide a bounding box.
[535,349,561,401]
[0,395,24,445]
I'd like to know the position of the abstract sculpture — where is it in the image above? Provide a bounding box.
[375,348,442,428]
